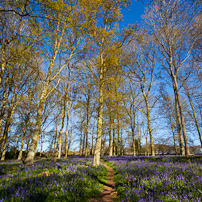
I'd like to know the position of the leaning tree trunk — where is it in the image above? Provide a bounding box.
[1,112,12,161]
[0,45,6,85]
[185,86,202,147]
[0,78,10,137]
[1,101,17,161]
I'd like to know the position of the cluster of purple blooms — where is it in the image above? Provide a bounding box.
[104,155,202,202]
[0,156,106,202]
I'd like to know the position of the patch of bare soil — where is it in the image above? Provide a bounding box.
[89,159,118,202]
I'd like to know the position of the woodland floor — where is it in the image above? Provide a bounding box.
[89,159,118,202]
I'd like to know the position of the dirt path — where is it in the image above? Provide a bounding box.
[89,159,118,202]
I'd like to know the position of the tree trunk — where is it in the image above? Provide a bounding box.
[67,133,71,155]
[145,136,148,156]
[1,110,13,161]
[85,98,90,157]
[185,86,202,147]
[117,118,121,156]
[40,132,43,157]
[24,83,48,165]
[143,94,155,156]
[64,115,69,158]
[79,122,83,156]
[93,63,104,167]
[172,74,189,155]
[82,132,86,156]
[109,120,113,156]
[26,137,30,153]
[53,123,59,153]
[18,121,28,160]
[0,92,17,161]
[0,78,10,136]
[58,102,66,159]
[132,127,136,156]
[113,127,116,156]
[121,129,124,155]
[174,93,185,155]
[91,128,94,155]
[170,118,178,155]
[0,45,6,85]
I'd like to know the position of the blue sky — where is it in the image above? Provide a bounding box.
[120,0,145,27]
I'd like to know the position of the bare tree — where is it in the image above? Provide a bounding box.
[143,0,200,155]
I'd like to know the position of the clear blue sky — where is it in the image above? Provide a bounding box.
[120,0,146,27]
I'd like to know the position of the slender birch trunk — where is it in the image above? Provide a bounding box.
[132,127,136,156]
[142,91,155,156]
[82,132,86,156]
[40,132,44,157]
[185,86,202,147]
[53,124,59,154]
[64,115,69,158]
[93,57,104,167]
[113,127,116,156]
[172,74,189,155]
[0,45,6,85]
[26,137,30,153]
[170,118,178,155]
[174,92,185,155]
[1,107,16,161]
[79,121,83,156]
[1,85,18,161]
[109,119,113,156]
[17,113,29,160]
[58,101,66,159]
[85,97,90,157]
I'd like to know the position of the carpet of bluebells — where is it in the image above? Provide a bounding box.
[104,155,202,202]
[0,156,107,202]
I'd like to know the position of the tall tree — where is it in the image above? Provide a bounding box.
[125,32,157,156]
[143,0,200,155]
[81,0,131,166]
[25,0,84,164]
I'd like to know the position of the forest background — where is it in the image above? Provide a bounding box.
[0,0,201,165]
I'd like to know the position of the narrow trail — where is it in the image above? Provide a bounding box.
[89,159,118,202]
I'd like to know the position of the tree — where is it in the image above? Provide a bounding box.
[158,86,179,154]
[25,0,84,165]
[143,0,200,155]
[81,0,131,166]
[125,31,157,156]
